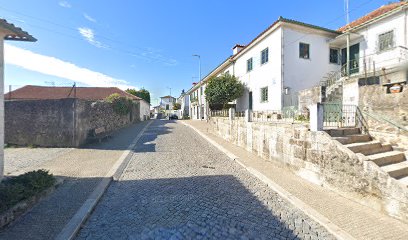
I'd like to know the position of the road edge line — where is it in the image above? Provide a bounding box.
[181,121,355,240]
[56,120,153,240]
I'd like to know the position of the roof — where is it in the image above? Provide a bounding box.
[338,2,408,32]
[231,17,339,60]
[160,95,175,99]
[0,18,36,42]
[4,85,142,101]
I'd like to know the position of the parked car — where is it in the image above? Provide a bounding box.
[168,114,178,120]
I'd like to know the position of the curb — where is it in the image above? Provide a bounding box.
[181,121,355,240]
[56,120,153,240]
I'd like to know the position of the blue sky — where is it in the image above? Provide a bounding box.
[0,0,391,105]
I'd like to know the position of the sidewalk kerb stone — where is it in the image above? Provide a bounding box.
[182,120,355,240]
[55,120,153,240]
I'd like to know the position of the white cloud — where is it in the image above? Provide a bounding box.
[78,27,107,48]
[83,13,97,23]
[131,48,178,66]
[4,44,136,90]
[58,1,71,8]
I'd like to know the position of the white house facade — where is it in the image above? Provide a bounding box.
[324,2,408,106]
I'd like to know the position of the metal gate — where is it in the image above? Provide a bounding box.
[322,103,356,128]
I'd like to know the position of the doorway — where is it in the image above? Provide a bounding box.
[341,43,360,75]
[249,91,253,110]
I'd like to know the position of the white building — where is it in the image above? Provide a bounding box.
[139,99,151,121]
[178,90,189,118]
[323,1,408,105]
[0,19,36,180]
[186,17,342,119]
[160,95,176,116]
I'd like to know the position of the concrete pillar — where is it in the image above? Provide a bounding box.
[245,109,251,122]
[309,103,323,132]
[229,108,235,121]
[0,38,4,181]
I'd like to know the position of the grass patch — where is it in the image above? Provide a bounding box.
[0,170,56,214]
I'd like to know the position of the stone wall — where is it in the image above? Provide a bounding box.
[359,84,408,151]
[5,98,141,147]
[298,86,322,111]
[209,117,408,222]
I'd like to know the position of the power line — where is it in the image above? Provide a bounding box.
[0,6,177,65]
[285,0,378,46]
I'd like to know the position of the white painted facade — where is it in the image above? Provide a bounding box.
[160,96,176,116]
[139,99,150,121]
[332,4,408,106]
[231,21,339,112]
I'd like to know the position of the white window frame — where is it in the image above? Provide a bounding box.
[261,48,269,65]
[260,86,268,103]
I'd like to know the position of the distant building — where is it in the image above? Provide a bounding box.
[5,85,151,121]
[159,95,176,116]
[178,90,189,118]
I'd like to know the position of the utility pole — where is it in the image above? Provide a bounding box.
[193,54,202,119]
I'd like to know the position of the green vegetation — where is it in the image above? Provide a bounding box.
[205,74,245,108]
[0,170,56,214]
[173,103,181,110]
[126,88,151,104]
[105,93,133,115]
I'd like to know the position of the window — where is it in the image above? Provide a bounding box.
[247,58,253,72]
[261,48,269,64]
[260,87,268,102]
[200,87,203,95]
[329,48,339,64]
[378,30,394,52]
[166,104,169,110]
[299,43,310,59]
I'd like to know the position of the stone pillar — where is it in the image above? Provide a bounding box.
[229,108,235,121]
[309,103,323,132]
[245,109,251,122]
[0,38,4,181]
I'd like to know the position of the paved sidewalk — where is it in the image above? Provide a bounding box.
[0,121,151,240]
[185,120,408,240]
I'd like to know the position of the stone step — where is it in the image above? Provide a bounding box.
[326,128,361,137]
[381,161,408,179]
[345,141,387,155]
[398,176,408,186]
[332,134,371,145]
[367,151,406,167]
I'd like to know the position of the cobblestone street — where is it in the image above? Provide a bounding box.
[77,120,334,240]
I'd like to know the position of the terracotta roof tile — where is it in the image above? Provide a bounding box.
[338,2,407,32]
[0,18,36,42]
[4,85,141,101]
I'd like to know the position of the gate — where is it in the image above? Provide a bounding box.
[322,103,356,128]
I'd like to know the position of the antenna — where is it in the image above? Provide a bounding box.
[345,0,350,25]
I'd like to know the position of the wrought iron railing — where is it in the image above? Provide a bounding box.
[363,111,407,133]
[210,109,229,117]
[235,111,245,118]
[251,107,308,123]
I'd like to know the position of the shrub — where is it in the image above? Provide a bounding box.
[0,170,56,214]
[173,103,181,110]
[105,93,133,115]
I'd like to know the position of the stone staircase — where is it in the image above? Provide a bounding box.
[326,127,408,186]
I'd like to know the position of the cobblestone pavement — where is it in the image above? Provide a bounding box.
[5,147,74,175]
[77,120,334,240]
[0,121,150,240]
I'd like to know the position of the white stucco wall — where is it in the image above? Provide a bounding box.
[139,100,150,121]
[0,36,4,180]
[234,28,283,112]
[283,27,340,93]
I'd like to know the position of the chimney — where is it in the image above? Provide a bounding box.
[232,44,245,55]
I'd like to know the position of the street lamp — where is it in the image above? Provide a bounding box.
[192,54,201,82]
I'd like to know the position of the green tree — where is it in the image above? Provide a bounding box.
[205,74,244,108]
[173,103,181,110]
[126,88,151,103]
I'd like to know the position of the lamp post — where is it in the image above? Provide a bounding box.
[193,54,202,119]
